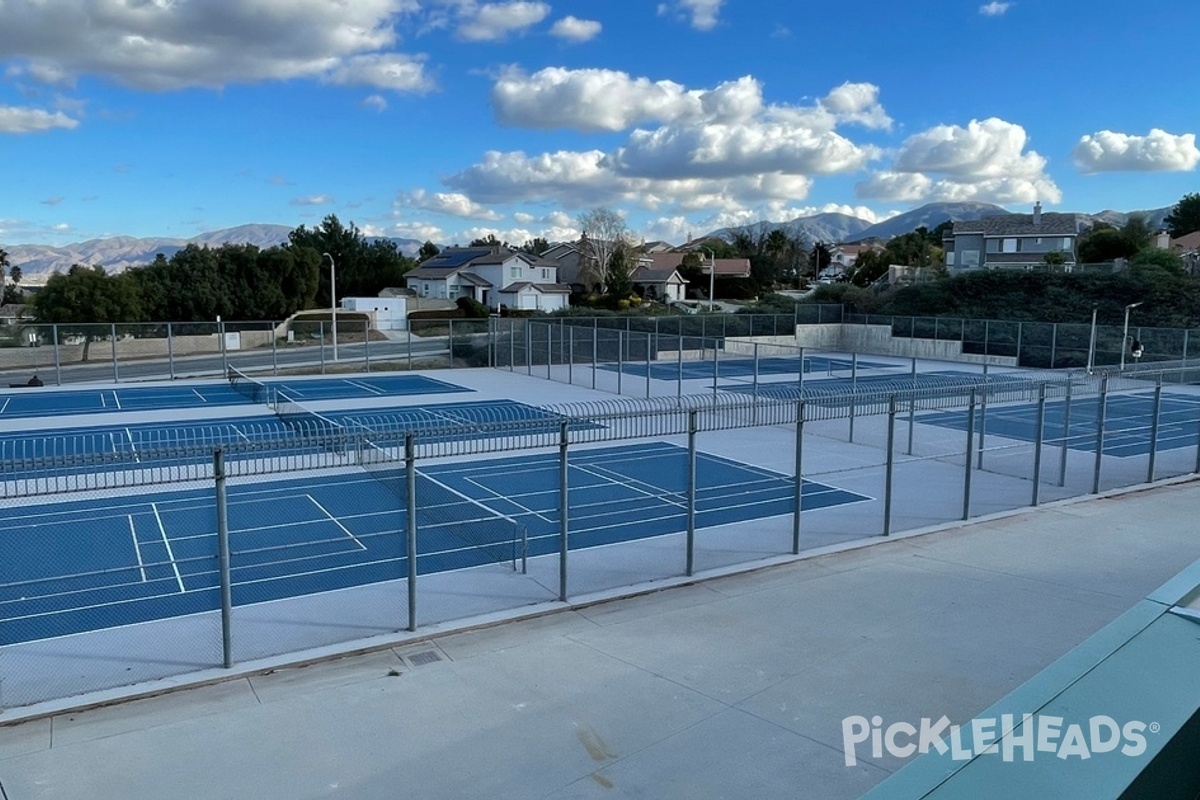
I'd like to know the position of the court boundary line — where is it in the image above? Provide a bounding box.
[306,494,366,551]
[347,380,385,396]
[128,515,147,583]
[152,502,186,593]
[0,398,9,414]
[112,391,121,410]
[418,471,519,527]
[191,389,208,403]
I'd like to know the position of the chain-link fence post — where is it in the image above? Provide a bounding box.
[1059,382,1073,487]
[52,323,62,386]
[319,321,326,374]
[1147,376,1162,483]
[645,333,652,399]
[848,353,858,442]
[166,322,176,380]
[214,448,233,669]
[711,344,719,399]
[1031,383,1047,507]
[617,331,624,396]
[883,395,897,536]
[792,401,805,555]
[1050,323,1058,369]
[1092,377,1109,494]
[408,321,414,371]
[406,433,417,632]
[558,420,570,602]
[111,322,121,382]
[907,357,917,455]
[364,318,371,373]
[271,322,279,375]
[977,363,989,469]
[568,325,574,385]
[686,409,697,576]
[963,390,976,520]
[677,338,684,402]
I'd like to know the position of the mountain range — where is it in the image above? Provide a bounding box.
[1,202,1176,284]
[1,225,424,285]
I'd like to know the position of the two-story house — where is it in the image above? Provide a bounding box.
[943,202,1080,273]
[405,246,570,312]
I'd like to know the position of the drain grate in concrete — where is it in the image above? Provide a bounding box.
[407,650,442,667]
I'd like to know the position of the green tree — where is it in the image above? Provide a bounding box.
[288,214,415,305]
[418,240,440,261]
[33,265,142,324]
[520,237,549,255]
[1165,192,1200,238]
[1043,251,1067,267]
[1119,215,1152,253]
[1077,227,1137,263]
[469,234,506,248]
[604,246,634,299]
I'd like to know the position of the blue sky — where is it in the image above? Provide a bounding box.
[2,0,1198,248]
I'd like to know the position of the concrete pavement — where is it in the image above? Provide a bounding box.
[2,479,1199,799]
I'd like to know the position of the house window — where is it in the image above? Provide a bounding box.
[542,268,550,280]
[946,251,956,267]
[1062,237,1073,250]
[1002,238,1017,253]
[510,266,521,278]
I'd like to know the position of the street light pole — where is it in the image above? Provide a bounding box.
[323,252,338,362]
[702,247,715,312]
[1120,301,1143,371]
[1086,304,1098,374]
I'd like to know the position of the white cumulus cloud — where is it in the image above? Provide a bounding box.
[658,0,725,31]
[291,194,335,206]
[979,2,1012,16]
[325,54,434,93]
[1072,129,1199,173]
[0,105,79,133]
[858,117,1060,204]
[549,16,601,42]
[0,0,429,92]
[457,1,549,41]
[405,189,502,220]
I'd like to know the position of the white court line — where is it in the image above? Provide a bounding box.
[125,427,140,462]
[568,462,688,510]
[306,494,367,551]
[152,502,186,593]
[0,397,9,414]
[231,425,252,442]
[192,389,208,402]
[348,380,385,395]
[128,515,147,582]
[100,393,106,408]
[112,391,122,410]
[420,470,519,526]
[461,476,553,523]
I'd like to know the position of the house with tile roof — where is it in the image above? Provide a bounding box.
[405,246,570,313]
[943,202,1081,273]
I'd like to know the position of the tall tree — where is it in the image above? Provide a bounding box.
[603,246,633,299]
[1165,192,1200,238]
[288,214,415,304]
[520,237,549,255]
[418,240,440,261]
[576,206,632,289]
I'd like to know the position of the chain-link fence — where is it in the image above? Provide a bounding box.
[4,360,1200,711]
[841,313,1200,370]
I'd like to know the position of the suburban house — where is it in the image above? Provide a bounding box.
[405,246,570,313]
[539,242,594,295]
[828,242,883,272]
[630,264,688,303]
[943,202,1080,273]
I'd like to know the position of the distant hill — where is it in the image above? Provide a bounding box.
[707,212,874,245]
[706,201,1177,247]
[854,202,1011,240]
[1,224,424,284]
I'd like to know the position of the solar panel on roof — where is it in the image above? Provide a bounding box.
[425,248,489,268]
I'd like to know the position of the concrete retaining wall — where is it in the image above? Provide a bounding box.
[795,323,1019,366]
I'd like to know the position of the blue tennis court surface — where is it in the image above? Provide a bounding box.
[719,370,1031,401]
[602,355,896,381]
[0,374,471,420]
[919,392,1200,458]
[0,441,867,644]
[0,400,584,479]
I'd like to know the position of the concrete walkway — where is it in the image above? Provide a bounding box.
[2,480,1199,799]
